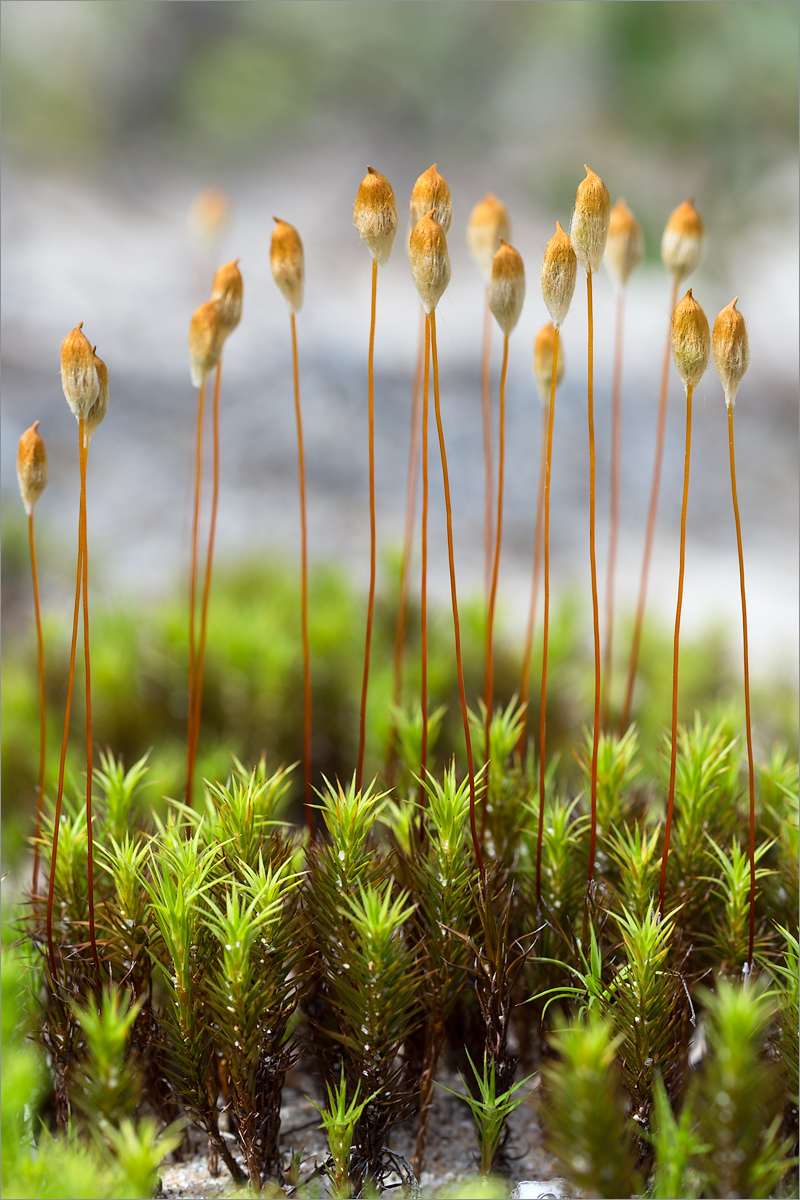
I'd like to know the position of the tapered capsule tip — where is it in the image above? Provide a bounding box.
[604,198,644,289]
[354,167,398,265]
[189,299,224,388]
[211,258,244,333]
[409,210,451,313]
[61,323,100,421]
[671,288,711,392]
[570,165,611,274]
[488,240,525,336]
[662,198,705,282]
[466,192,511,283]
[410,163,453,236]
[17,421,48,514]
[712,297,749,408]
[533,322,565,405]
[541,221,578,328]
[270,220,304,315]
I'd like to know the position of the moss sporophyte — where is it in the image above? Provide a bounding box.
[10,158,797,1200]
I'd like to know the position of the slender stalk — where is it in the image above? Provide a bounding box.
[586,273,602,886]
[78,424,99,972]
[45,426,87,979]
[481,297,494,604]
[620,277,680,732]
[727,407,756,968]
[658,385,693,915]
[189,363,222,808]
[387,309,425,777]
[29,511,47,896]
[483,333,509,831]
[420,315,431,790]
[535,329,559,906]
[185,376,207,806]
[518,399,548,766]
[430,311,484,886]
[601,289,625,728]
[356,258,378,792]
[290,313,314,838]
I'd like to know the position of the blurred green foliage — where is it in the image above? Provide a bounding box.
[3,527,796,870]
[3,2,797,226]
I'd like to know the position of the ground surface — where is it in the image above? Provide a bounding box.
[158,1064,570,1199]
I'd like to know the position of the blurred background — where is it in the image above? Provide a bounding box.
[2,2,798,848]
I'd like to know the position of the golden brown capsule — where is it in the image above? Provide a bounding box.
[533,322,565,404]
[410,163,453,236]
[541,222,578,328]
[17,421,48,515]
[570,165,611,275]
[661,198,705,282]
[466,192,511,284]
[671,289,711,392]
[487,240,525,336]
[61,323,99,421]
[409,210,451,314]
[189,299,223,388]
[211,258,244,334]
[604,198,644,289]
[270,220,304,315]
[353,167,398,266]
[712,297,750,408]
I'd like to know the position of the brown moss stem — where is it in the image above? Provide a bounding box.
[46,434,86,979]
[290,314,314,838]
[420,314,431,792]
[602,289,625,728]
[659,384,693,915]
[620,277,680,732]
[185,376,207,807]
[79,424,99,972]
[431,311,484,886]
[190,362,222,808]
[518,400,548,767]
[357,258,379,792]
[481,297,494,604]
[29,511,46,897]
[727,407,756,968]
[387,309,425,778]
[587,273,602,886]
[535,328,559,905]
[483,333,509,831]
